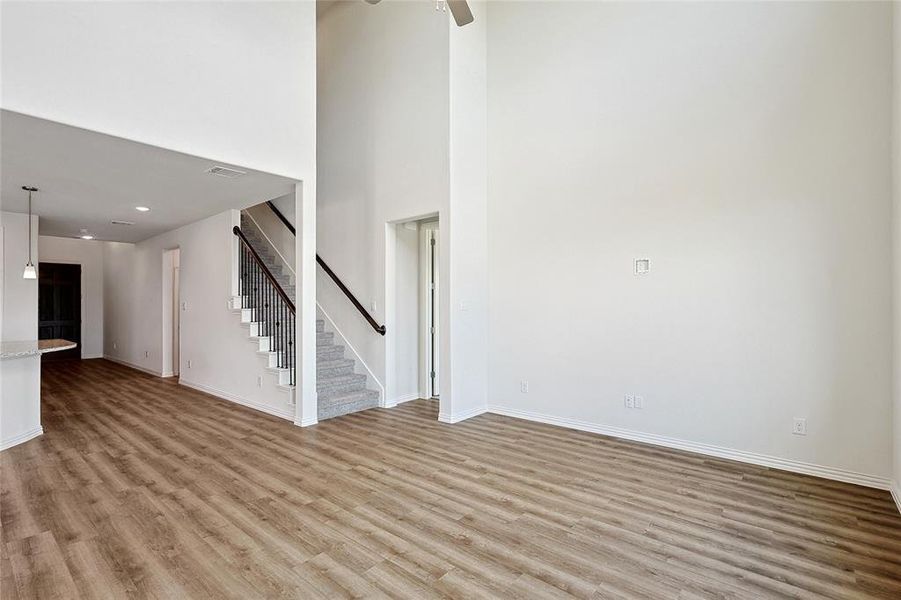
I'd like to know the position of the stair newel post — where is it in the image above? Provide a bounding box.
[277,298,288,367]
[289,302,293,379]
[284,300,288,371]
[256,258,261,327]
[283,298,287,379]
[278,298,281,369]
[291,304,295,386]
[289,301,292,376]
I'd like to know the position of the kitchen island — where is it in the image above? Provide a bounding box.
[1,339,77,450]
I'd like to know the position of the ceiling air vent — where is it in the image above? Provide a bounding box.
[207,165,246,178]
[111,220,135,226]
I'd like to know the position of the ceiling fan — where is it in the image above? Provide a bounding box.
[364,0,474,27]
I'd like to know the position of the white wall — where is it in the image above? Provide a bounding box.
[893,1,901,500]
[317,0,449,393]
[38,236,104,358]
[245,202,296,274]
[270,194,297,229]
[1,1,316,181]
[103,210,294,418]
[0,211,38,341]
[0,211,41,449]
[487,2,894,482]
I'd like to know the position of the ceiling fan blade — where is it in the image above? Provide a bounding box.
[364,0,381,4]
[446,0,474,27]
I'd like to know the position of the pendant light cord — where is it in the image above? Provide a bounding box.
[23,186,37,267]
[27,189,32,264]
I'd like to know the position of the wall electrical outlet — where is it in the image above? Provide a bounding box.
[113,342,118,350]
[793,418,807,436]
[257,376,263,388]
[520,380,529,393]
[144,350,149,358]
[624,394,635,409]
[634,396,644,409]
[187,360,192,369]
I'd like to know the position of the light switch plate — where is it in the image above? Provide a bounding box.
[634,259,650,275]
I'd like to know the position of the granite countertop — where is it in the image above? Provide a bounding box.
[0,339,78,359]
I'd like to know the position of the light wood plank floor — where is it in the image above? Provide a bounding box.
[2,359,900,599]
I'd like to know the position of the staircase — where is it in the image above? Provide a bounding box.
[239,213,380,420]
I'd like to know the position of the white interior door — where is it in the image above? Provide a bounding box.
[173,264,180,376]
[428,226,439,398]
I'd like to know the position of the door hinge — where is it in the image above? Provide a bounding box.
[430,371,436,379]
[430,238,436,247]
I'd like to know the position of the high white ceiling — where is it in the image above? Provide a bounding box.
[0,110,297,243]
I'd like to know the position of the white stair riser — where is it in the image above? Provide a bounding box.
[265,367,293,386]
[257,351,279,368]
[253,336,271,352]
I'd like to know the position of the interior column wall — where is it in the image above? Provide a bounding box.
[443,0,489,422]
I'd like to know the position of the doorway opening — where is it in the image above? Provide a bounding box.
[162,248,181,378]
[387,216,440,405]
[38,262,82,361]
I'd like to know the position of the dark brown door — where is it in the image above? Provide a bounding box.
[39,263,81,361]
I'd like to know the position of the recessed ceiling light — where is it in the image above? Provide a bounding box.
[80,235,94,240]
[135,206,150,212]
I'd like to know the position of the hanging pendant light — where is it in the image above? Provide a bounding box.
[22,186,38,279]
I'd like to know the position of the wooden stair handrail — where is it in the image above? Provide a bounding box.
[263,202,385,336]
[233,226,295,313]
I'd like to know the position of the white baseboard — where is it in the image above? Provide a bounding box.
[0,427,43,451]
[485,405,893,491]
[439,405,488,424]
[393,393,421,405]
[297,416,318,427]
[891,481,901,515]
[103,355,163,377]
[178,379,293,421]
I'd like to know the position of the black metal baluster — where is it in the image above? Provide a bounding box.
[233,226,297,388]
